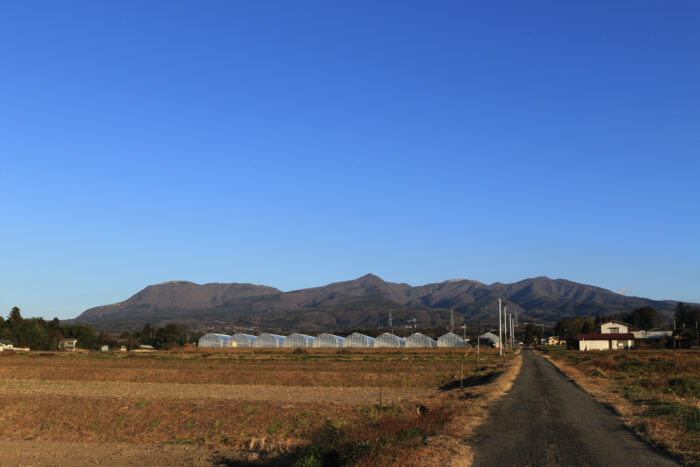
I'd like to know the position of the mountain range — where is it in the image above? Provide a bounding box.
[73,274,683,332]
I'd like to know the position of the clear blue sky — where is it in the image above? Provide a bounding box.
[1,1,699,320]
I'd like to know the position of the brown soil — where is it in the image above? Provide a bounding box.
[0,348,518,466]
[0,380,435,405]
[0,440,247,467]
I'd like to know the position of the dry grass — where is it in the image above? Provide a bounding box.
[539,348,699,466]
[0,348,521,466]
[0,348,496,388]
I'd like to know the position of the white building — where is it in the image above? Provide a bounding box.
[578,321,634,351]
[0,339,14,351]
[632,329,673,340]
[58,339,78,351]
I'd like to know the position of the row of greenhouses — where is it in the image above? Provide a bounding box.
[198,331,471,348]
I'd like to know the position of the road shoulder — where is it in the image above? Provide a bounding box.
[434,350,523,467]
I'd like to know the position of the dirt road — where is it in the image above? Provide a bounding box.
[471,349,678,466]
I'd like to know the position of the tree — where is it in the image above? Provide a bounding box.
[139,323,155,346]
[523,323,542,346]
[675,303,700,338]
[9,306,22,323]
[629,307,658,330]
[555,317,595,349]
[63,323,98,350]
[8,307,26,346]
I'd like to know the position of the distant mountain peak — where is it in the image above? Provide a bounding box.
[74,275,683,331]
[358,273,383,281]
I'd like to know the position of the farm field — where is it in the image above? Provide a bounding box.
[538,348,699,465]
[0,348,521,466]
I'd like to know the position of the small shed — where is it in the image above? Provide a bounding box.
[283,333,315,348]
[0,339,14,351]
[254,333,285,348]
[343,333,376,348]
[58,339,78,351]
[405,333,437,348]
[313,333,345,348]
[100,345,109,352]
[374,333,406,348]
[437,332,468,348]
[231,333,257,348]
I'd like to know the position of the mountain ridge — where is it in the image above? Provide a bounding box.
[73,274,685,332]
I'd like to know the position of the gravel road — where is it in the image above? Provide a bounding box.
[471,348,679,466]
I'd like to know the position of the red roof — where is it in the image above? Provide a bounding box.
[577,333,635,340]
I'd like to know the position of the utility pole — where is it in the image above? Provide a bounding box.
[503,306,508,353]
[477,332,480,364]
[511,315,515,348]
[506,313,510,350]
[498,298,503,356]
[450,308,454,333]
[509,312,513,350]
[389,311,393,334]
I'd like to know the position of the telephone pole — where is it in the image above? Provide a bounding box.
[506,313,510,350]
[498,298,503,356]
[503,306,508,353]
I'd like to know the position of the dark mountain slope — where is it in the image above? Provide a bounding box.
[73,275,684,331]
[79,281,280,320]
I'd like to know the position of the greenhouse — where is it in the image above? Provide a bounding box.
[374,332,406,348]
[231,333,257,348]
[437,332,469,348]
[254,333,286,348]
[478,332,501,348]
[405,332,437,348]
[343,333,376,348]
[312,333,345,348]
[282,333,315,348]
[198,333,234,348]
